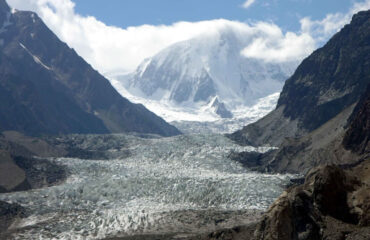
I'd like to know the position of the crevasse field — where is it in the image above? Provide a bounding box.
[0,134,293,239]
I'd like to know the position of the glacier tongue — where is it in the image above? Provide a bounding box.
[109,25,298,130]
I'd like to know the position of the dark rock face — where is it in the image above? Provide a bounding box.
[211,97,233,119]
[0,0,180,137]
[310,166,358,224]
[230,10,370,147]
[343,85,370,154]
[277,11,370,132]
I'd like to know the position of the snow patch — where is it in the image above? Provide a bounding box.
[19,42,52,70]
[31,13,36,23]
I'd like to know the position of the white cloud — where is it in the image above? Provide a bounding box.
[5,0,370,74]
[242,0,256,9]
[242,0,370,63]
[300,0,370,43]
[241,22,315,63]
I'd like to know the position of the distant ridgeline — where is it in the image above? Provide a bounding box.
[0,0,180,137]
[229,10,370,174]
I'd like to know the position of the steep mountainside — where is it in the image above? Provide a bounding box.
[0,0,180,137]
[253,89,370,239]
[113,25,296,121]
[230,10,370,147]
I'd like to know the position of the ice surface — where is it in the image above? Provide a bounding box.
[0,134,294,239]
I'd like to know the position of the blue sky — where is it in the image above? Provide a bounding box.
[72,0,353,31]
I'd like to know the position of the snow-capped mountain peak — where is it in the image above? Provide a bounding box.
[111,24,299,133]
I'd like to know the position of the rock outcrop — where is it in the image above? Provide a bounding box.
[253,160,370,240]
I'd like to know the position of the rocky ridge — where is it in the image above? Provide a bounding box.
[0,0,180,137]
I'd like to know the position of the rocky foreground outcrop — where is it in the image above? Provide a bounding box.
[193,161,369,240]
[254,162,370,240]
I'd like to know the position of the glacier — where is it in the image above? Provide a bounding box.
[0,133,294,239]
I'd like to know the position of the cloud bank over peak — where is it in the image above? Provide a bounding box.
[6,0,370,75]
[8,0,234,74]
[241,22,315,63]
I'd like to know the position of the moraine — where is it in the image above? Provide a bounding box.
[0,133,294,239]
